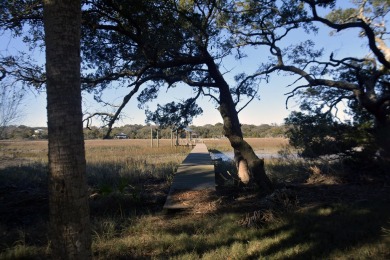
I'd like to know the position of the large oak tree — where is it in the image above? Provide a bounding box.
[1,0,276,190]
[80,0,274,190]
[4,1,389,184]
[225,0,390,161]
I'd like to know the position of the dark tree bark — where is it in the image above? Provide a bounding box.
[372,112,390,162]
[43,0,91,258]
[205,55,274,193]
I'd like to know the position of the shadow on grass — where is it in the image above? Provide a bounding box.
[150,154,390,259]
[1,159,389,259]
[0,161,174,258]
[257,201,390,258]
[142,187,389,259]
[253,187,390,259]
[0,165,49,258]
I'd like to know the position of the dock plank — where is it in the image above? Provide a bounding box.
[163,143,215,209]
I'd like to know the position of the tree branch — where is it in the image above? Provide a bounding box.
[307,1,390,69]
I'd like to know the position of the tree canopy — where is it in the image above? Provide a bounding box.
[0,0,276,187]
[220,0,389,161]
[1,0,389,167]
[1,0,264,132]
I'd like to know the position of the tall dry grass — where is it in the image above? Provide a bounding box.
[204,137,288,152]
[84,139,191,198]
[1,138,389,259]
[0,139,191,258]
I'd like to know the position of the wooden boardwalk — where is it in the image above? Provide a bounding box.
[163,143,215,209]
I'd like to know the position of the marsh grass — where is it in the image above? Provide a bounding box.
[204,137,289,153]
[1,139,389,259]
[0,139,190,258]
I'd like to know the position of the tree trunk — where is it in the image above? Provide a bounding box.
[205,56,274,193]
[374,116,390,162]
[359,90,390,162]
[234,149,251,184]
[43,0,91,258]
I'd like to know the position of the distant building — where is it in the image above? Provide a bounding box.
[176,127,199,145]
[114,133,128,139]
[34,129,44,134]
[32,129,46,139]
[184,127,199,139]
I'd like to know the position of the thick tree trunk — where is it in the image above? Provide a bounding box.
[374,116,390,162]
[218,86,273,193]
[44,0,91,258]
[205,56,274,193]
[359,91,390,162]
[234,149,251,184]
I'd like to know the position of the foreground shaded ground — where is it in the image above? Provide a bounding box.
[0,139,389,259]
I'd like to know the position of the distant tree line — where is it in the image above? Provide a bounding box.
[0,125,47,139]
[1,123,287,140]
[87,123,287,139]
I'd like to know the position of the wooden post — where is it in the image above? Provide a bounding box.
[176,129,179,146]
[171,130,173,147]
[150,127,153,148]
[157,129,159,148]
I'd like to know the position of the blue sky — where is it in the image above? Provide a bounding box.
[1,2,371,127]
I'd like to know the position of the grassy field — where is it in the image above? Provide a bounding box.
[0,138,389,259]
[204,137,289,152]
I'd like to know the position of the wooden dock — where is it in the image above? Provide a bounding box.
[163,143,215,210]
